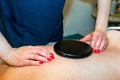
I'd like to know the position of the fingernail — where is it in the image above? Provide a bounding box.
[93,49,101,54]
[39,61,44,64]
[98,49,101,53]
[50,55,54,59]
[47,58,52,61]
[50,53,55,59]
[93,49,97,53]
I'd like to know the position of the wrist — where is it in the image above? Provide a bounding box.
[0,47,13,60]
[95,23,108,33]
[95,28,107,33]
[0,32,13,61]
[0,48,16,65]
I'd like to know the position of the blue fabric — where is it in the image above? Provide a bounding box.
[0,0,65,47]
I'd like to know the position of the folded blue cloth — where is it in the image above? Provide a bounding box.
[63,33,84,40]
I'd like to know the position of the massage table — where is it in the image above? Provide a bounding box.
[0,30,120,80]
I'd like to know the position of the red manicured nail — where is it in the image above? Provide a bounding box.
[97,49,101,53]
[39,61,44,64]
[47,58,52,61]
[93,49,97,53]
[50,55,54,59]
[50,53,55,59]
[93,49,101,54]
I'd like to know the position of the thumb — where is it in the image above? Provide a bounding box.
[80,33,92,42]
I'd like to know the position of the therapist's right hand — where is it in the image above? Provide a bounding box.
[3,46,54,66]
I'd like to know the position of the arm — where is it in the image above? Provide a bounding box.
[95,0,111,32]
[0,32,12,59]
[0,32,54,66]
[81,0,111,53]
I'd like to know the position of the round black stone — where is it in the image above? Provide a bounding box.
[54,40,93,59]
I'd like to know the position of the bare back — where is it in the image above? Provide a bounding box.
[0,30,120,80]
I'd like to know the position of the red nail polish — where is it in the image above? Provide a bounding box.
[97,49,101,53]
[93,49,97,53]
[47,58,52,61]
[50,53,55,59]
[50,55,54,59]
[39,61,44,64]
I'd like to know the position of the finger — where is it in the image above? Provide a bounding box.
[26,46,50,57]
[99,39,106,51]
[27,54,48,62]
[36,46,54,59]
[37,50,55,60]
[100,40,109,51]
[80,34,92,42]
[91,34,98,48]
[34,46,51,57]
[94,36,103,49]
[24,60,44,66]
[103,42,109,51]
[37,48,51,57]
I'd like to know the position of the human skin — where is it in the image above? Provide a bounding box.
[84,0,111,52]
[0,0,111,67]
[0,30,120,80]
[0,32,53,66]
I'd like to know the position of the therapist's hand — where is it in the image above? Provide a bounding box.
[80,30,109,53]
[3,46,54,66]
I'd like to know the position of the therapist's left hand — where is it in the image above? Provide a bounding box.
[80,30,109,53]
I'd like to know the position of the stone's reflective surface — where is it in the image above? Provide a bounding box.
[54,40,92,59]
